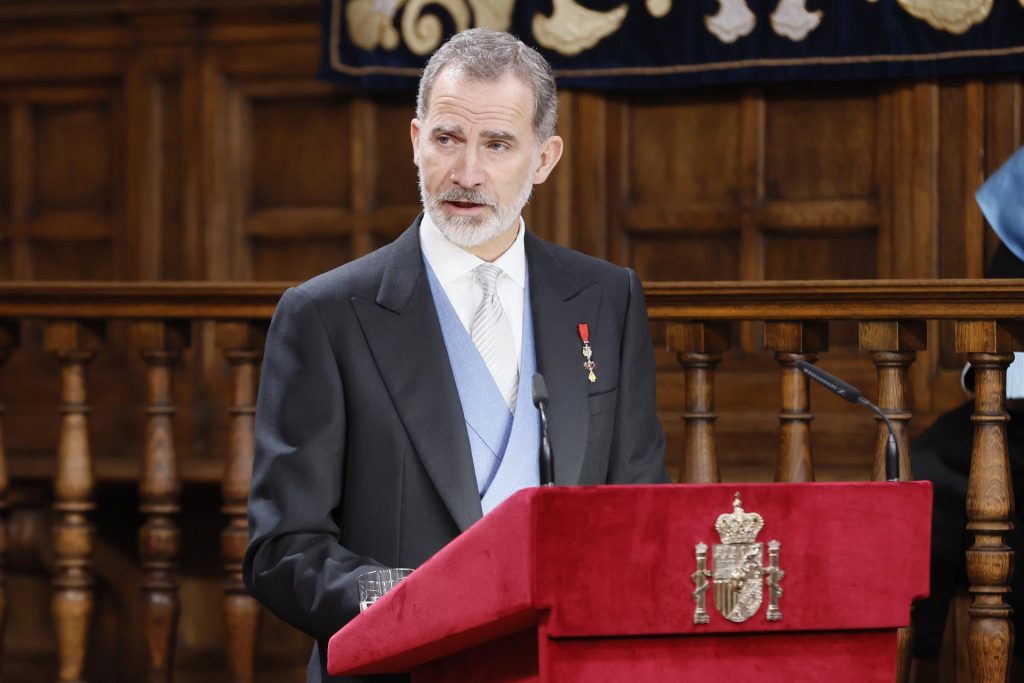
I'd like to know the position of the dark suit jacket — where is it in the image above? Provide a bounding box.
[243,216,668,682]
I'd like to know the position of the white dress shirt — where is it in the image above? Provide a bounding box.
[419,212,526,369]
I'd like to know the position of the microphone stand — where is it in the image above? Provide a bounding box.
[794,360,901,482]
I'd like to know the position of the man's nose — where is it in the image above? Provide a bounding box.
[450,147,485,188]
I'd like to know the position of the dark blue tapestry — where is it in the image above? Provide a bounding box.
[321,0,1024,89]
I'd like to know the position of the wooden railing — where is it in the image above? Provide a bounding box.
[0,279,1021,682]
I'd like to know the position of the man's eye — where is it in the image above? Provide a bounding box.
[488,142,509,151]
[436,134,454,145]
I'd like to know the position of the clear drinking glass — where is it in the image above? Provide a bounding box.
[357,568,414,613]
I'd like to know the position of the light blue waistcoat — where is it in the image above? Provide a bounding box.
[425,261,541,514]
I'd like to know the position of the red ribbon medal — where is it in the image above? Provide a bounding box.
[578,323,597,383]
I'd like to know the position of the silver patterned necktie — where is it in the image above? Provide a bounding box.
[471,263,518,412]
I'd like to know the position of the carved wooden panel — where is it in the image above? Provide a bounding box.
[0,104,9,280]
[29,92,120,280]
[211,71,422,281]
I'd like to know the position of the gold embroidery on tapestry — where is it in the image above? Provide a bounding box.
[892,0,994,34]
[333,0,1010,74]
[346,0,402,50]
[532,0,629,56]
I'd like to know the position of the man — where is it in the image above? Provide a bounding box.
[244,28,667,683]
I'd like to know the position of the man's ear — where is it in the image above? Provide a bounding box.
[410,118,422,166]
[532,135,564,185]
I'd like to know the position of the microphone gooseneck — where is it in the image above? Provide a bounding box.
[532,373,555,486]
[794,360,901,482]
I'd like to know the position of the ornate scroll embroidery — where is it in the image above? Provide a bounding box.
[532,0,629,56]
[346,0,402,50]
[892,0,993,34]
[400,0,514,55]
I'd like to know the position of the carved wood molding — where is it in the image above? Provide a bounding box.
[2,279,1024,320]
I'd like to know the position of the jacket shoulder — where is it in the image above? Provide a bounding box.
[532,237,634,290]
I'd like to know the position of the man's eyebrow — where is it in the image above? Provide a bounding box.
[431,124,464,137]
[483,130,517,141]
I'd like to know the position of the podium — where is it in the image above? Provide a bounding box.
[328,482,931,682]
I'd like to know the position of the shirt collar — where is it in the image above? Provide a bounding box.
[419,212,527,288]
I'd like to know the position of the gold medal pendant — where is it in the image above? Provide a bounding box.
[577,323,597,383]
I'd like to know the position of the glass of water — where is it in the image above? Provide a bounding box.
[357,568,414,613]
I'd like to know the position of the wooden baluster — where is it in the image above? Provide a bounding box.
[859,321,924,482]
[667,322,731,483]
[44,321,104,683]
[956,320,1021,683]
[0,321,18,677]
[132,321,190,683]
[859,320,924,683]
[764,321,828,483]
[216,322,266,683]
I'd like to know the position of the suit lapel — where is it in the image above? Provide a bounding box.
[351,220,483,532]
[526,233,602,486]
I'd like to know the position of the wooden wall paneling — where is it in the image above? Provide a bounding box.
[605,95,629,267]
[961,81,986,281]
[564,91,605,257]
[737,88,764,354]
[760,82,880,287]
[983,77,1023,266]
[201,54,233,282]
[0,104,9,279]
[350,95,375,257]
[125,57,163,281]
[876,86,895,279]
[10,101,32,279]
[893,81,940,281]
[523,89,573,248]
[26,84,123,280]
[176,49,203,282]
[227,75,250,281]
[367,93,421,247]
[617,90,743,282]
[124,46,200,282]
[985,77,1023,176]
[221,72,377,282]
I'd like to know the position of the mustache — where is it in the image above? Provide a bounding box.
[436,188,496,207]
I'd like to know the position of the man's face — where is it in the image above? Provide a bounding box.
[411,68,562,255]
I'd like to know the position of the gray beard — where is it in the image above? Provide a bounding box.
[418,168,535,249]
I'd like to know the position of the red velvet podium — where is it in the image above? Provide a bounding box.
[328,482,931,682]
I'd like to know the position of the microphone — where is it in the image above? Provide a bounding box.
[794,360,901,482]
[532,374,555,486]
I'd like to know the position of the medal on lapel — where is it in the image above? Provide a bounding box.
[578,323,597,383]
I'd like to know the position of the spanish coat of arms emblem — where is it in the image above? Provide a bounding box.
[692,492,784,624]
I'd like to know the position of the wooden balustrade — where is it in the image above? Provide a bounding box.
[0,321,16,678]
[0,280,1022,682]
[132,321,189,683]
[45,321,104,683]
[216,322,266,683]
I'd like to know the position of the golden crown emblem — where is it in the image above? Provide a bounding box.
[714,492,764,545]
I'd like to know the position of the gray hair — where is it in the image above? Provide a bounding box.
[416,29,558,141]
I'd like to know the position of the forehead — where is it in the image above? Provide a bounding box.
[425,68,535,134]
